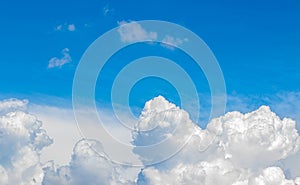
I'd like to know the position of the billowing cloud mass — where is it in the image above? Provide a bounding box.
[43,139,135,185]
[1,96,300,184]
[0,98,28,114]
[48,48,72,69]
[0,99,52,184]
[136,96,300,185]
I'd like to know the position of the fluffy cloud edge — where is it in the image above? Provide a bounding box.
[48,48,72,69]
[1,96,300,184]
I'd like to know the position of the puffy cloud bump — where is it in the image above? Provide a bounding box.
[43,139,135,185]
[0,99,53,184]
[135,96,300,185]
[1,97,300,184]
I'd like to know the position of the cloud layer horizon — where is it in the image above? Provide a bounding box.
[1,97,300,185]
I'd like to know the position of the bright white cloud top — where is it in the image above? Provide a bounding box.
[1,97,300,184]
[137,97,300,185]
[0,99,52,184]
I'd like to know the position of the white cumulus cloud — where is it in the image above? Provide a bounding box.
[0,98,28,114]
[48,48,72,69]
[134,96,300,185]
[43,139,135,185]
[0,99,53,185]
[1,96,300,184]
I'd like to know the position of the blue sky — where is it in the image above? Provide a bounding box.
[0,0,299,123]
[2,1,300,183]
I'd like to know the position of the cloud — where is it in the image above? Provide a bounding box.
[117,21,188,50]
[29,104,81,165]
[161,35,188,50]
[43,139,135,185]
[1,96,300,184]
[264,92,300,130]
[0,99,53,184]
[55,23,76,32]
[68,24,76,32]
[134,97,300,184]
[132,96,196,164]
[140,165,300,185]
[0,98,137,185]
[48,48,72,68]
[55,24,63,31]
[117,21,157,43]
[223,92,300,132]
[29,103,140,166]
[102,4,114,16]
[0,98,28,114]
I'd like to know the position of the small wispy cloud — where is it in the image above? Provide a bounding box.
[102,4,114,16]
[161,35,188,50]
[117,21,157,43]
[67,24,76,31]
[117,21,188,50]
[55,23,76,32]
[48,48,72,69]
[55,24,63,31]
